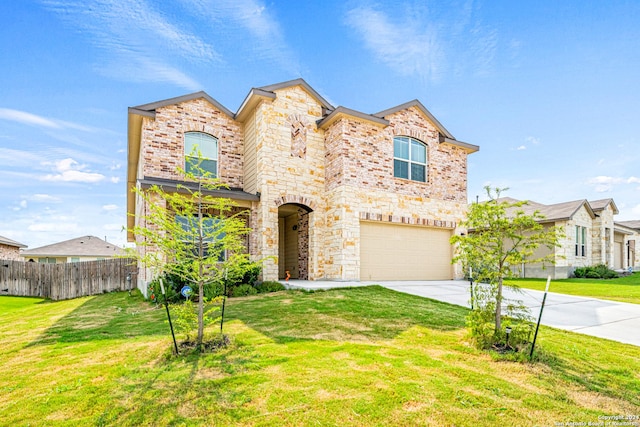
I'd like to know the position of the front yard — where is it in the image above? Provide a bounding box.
[1,287,639,426]
[506,273,640,304]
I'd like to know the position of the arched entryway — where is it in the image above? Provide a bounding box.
[278,203,312,280]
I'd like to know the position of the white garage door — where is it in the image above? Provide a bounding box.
[360,222,453,281]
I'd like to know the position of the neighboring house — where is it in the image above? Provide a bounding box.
[21,235,124,263]
[500,197,639,278]
[127,78,479,289]
[615,220,640,271]
[0,235,27,260]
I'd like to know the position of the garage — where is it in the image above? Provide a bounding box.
[359,221,453,281]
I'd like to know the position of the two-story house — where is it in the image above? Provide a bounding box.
[127,79,479,289]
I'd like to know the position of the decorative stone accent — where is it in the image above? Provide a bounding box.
[288,113,308,159]
[274,194,316,211]
[359,211,456,229]
[297,208,309,280]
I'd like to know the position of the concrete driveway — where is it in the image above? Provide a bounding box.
[284,279,640,347]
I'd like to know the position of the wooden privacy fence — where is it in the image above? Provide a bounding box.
[0,258,138,300]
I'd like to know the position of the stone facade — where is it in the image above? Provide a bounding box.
[518,200,638,279]
[128,79,478,288]
[0,243,22,260]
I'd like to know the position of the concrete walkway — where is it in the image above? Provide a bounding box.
[282,279,640,347]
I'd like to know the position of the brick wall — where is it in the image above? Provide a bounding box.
[324,107,468,202]
[140,99,244,188]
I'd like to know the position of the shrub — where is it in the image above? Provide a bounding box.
[573,267,588,278]
[572,264,619,279]
[255,281,286,293]
[147,272,185,304]
[230,284,258,297]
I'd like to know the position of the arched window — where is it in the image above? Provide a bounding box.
[393,136,427,182]
[184,132,218,177]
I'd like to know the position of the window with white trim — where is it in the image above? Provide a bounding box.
[575,225,587,257]
[184,132,218,177]
[393,136,427,182]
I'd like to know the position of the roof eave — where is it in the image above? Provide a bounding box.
[438,135,479,153]
[375,99,455,139]
[235,88,276,122]
[138,177,261,202]
[257,78,334,110]
[317,106,389,130]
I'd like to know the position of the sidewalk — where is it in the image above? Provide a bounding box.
[282,279,640,347]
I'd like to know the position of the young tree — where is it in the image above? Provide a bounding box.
[451,186,563,346]
[129,156,254,349]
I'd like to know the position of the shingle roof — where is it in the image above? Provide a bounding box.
[21,235,124,257]
[616,220,640,231]
[496,198,595,223]
[588,198,619,214]
[0,235,27,248]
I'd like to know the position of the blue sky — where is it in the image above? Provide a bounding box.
[1,0,639,249]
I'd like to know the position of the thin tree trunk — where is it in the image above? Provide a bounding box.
[495,276,503,332]
[197,186,205,346]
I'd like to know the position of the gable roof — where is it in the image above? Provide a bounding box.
[0,235,27,248]
[375,99,454,139]
[21,236,124,258]
[129,91,235,119]
[375,100,478,152]
[497,198,595,223]
[316,106,390,129]
[589,198,619,214]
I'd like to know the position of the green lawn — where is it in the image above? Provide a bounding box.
[1,287,639,426]
[505,273,640,304]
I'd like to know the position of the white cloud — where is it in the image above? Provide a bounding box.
[633,204,640,216]
[103,223,125,231]
[29,194,62,203]
[181,0,298,72]
[345,7,444,82]
[102,204,118,211]
[43,0,218,89]
[28,222,80,232]
[628,176,640,184]
[110,176,121,184]
[588,176,624,185]
[41,158,105,183]
[345,4,498,82]
[0,108,61,128]
[0,108,97,132]
[593,185,611,193]
[516,145,526,150]
[526,136,540,145]
[19,200,28,209]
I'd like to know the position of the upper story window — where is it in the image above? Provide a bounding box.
[393,136,427,182]
[185,132,218,177]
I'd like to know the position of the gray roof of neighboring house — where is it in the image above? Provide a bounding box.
[497,198,595,223]
[21,235,124,257]
[616,220,640,231]
[0,235,27,248]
